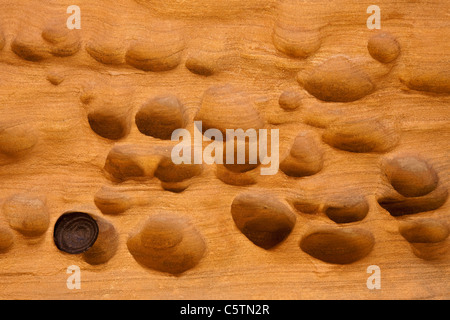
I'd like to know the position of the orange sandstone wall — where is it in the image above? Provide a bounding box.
[0,0,448,299]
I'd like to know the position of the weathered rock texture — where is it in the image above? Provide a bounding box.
[0,0,448,300]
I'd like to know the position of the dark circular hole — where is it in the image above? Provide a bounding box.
[53,212,99,254]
